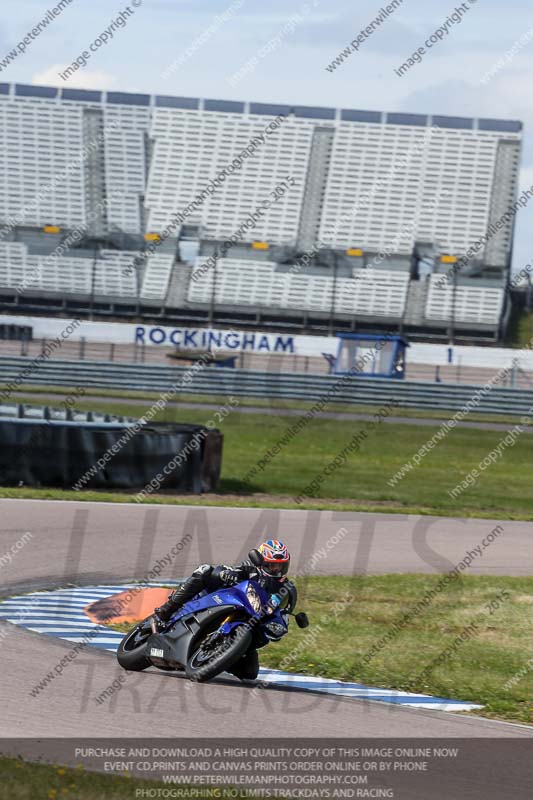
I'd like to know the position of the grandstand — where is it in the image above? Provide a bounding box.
[0,236,173,303]
[0,83,523,341]
[188,258,410,321]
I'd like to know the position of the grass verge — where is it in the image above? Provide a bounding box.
[0,756,217,800]
[111,575,533,726]
[3,486,533,522]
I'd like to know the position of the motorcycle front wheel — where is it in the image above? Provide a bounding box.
[116,618,152,672]
[185,625,252,682]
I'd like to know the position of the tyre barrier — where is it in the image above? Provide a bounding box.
[0,412,223,493]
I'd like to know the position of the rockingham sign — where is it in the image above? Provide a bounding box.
[135,325,296,353]
[3,314,533,371]
[0,314,330,357]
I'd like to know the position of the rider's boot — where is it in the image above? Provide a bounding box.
[152,574,206,630]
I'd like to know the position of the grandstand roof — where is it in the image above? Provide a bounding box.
[0,83,522,133]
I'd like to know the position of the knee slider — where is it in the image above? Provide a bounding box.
[193,564,213,577]
[192,564,214,586]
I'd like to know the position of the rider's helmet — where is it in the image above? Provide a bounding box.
[257,539,290,578]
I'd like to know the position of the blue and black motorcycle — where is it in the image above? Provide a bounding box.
[117,550,309,682]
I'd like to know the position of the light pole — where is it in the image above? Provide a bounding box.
[135,254,142,318]
[89,243,99,320]
[132,251,143,363]
[209,245,219,326]
[328,250,338,335]
[447,258,458,345]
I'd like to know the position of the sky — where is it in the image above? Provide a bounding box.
[0,0,532,272]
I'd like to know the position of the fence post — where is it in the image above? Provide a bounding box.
[79,338,86,360]
[110,343,115,362]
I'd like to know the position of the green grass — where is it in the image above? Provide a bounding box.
[0,756,218,800]
[3,395,533,519]
[210,412,533,518]
[110,575,533,726]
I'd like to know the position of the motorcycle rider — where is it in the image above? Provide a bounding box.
[152,539,296,680]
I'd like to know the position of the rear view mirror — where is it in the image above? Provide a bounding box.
[248,549,263,567]
[295,612,309,629]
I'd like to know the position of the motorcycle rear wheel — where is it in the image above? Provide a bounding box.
[185,625,252,682]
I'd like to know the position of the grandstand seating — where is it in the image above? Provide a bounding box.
[188,258,410,318]
[0,85,520,339]
[95,251,137,297]
[0,242,173,301]
[25,254,92,294]
[425,274,504,325]
[140,254,174,299]
[0,243,28,290]
[0,238,506,332]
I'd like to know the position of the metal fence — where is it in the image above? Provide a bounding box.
[3,337,533,386]
[1,356,532,416]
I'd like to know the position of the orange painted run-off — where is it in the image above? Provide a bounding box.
[85,588,171,625]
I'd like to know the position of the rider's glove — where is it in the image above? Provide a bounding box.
[219,568,239,585]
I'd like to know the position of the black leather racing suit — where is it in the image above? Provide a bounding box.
[155,561,297,680]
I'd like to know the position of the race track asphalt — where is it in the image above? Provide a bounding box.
[1,498,531,598]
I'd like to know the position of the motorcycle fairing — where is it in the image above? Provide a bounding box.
[169,580,268,625]
[147,604,238,668]
[146,579,287,669]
